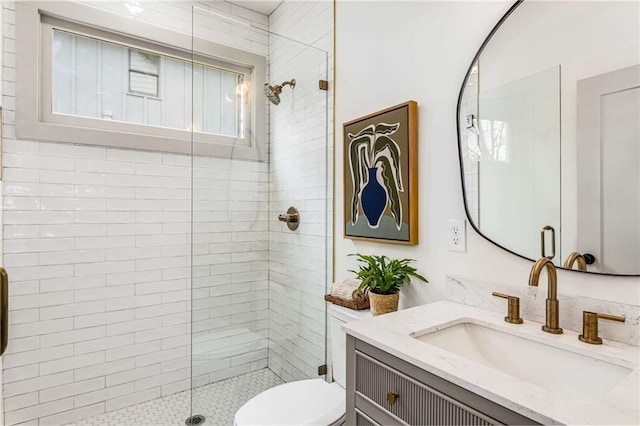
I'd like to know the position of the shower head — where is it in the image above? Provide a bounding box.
[263,79,296,105]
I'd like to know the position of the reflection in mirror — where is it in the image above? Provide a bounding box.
[458,0,639,275]
[463,66,560,261]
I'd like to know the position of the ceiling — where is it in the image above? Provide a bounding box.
[225,0,284,16]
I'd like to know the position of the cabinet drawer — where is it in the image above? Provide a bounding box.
[356,409,380,426]
[355,351,497,425]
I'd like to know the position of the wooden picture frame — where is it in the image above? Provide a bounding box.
[343,101,418,245]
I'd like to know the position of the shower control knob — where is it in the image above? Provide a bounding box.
[278,207,299,231]
[278,213,298,223]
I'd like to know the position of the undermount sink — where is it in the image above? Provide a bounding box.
[412,321,634,401]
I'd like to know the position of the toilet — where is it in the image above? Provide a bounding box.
[233,304,370,425]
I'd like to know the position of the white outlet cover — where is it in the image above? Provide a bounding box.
[448,219,466,252]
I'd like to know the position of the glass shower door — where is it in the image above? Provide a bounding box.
[189,6,329,425]
[266,29,329,385]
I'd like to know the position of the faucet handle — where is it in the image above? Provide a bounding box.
[579,311,625,345]
[492,292,523,324]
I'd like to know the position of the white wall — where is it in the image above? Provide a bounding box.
[2,1,272,424]
[334,1,640,310]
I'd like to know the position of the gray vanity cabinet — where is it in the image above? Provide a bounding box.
[346,336,539,425]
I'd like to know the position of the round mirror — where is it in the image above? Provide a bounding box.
[457,0,639,275]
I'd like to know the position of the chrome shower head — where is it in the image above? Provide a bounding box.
[263,79,296,105]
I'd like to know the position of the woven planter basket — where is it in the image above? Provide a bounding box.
[369,292,399,316]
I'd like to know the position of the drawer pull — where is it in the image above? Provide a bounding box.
[386,392,399,405]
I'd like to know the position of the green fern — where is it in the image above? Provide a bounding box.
[349,253,428,295]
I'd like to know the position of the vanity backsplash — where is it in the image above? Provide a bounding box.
[445,276,640,346]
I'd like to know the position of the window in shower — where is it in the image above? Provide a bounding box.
[51,29,246,138]
[16,2,266,160]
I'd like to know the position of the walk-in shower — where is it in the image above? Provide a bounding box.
[0,1,330,425]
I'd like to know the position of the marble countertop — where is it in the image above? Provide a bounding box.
[342,301,640,425]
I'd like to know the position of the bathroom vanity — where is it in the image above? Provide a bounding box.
[346,335,537,425]
[343,301,640,425]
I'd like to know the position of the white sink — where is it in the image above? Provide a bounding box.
[412,321,634,401]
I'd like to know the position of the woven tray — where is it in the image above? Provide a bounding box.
[324,294,370,310]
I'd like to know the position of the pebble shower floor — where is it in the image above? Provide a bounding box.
[65,369,283,426]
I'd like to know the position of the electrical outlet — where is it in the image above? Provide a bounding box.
[448,219,466,252]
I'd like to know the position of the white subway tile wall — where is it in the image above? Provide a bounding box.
[267,1,334,383]
[0,0,289,424]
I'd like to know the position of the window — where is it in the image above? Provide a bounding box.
[128,50,160,97]
[51,29,246,138]
[16,1,267,160]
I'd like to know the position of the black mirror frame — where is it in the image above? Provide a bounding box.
[454,0,638,277]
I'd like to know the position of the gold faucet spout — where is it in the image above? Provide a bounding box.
[528,257,563,334]
[563,252,587,271]
[528,257,557,299]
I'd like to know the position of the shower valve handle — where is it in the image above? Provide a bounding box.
[278,207,300,231]
[278,213,298,223]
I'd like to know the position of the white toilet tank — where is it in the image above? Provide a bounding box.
[328,304,370,388]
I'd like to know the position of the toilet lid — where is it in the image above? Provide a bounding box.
[234,379,344,425]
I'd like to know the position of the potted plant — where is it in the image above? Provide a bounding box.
[349,253,428,316]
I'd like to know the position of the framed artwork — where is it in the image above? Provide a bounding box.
[343,101,418,245]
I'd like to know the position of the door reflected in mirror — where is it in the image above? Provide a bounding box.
[457,0,639,275]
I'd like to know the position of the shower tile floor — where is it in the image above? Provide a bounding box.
[66,369,283,426]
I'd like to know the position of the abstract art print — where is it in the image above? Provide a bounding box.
[343,101,418,245]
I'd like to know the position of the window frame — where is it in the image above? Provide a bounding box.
[16,1,267,160]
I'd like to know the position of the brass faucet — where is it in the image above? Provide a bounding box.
[579,311,625,344]
[528,258,563,334]
[563,252,587,271]
[492,292,523,324]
